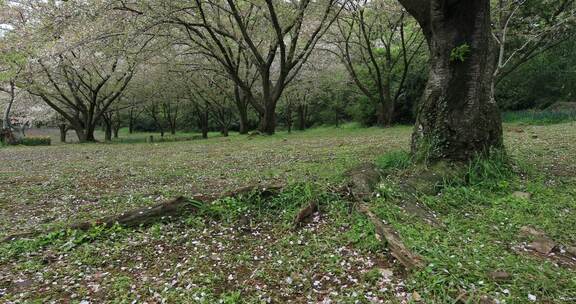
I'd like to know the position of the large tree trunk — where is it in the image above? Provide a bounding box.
[75,128,96,143]
[260,102,276,135]
[376,93,395,127]
[72,120,97,142]
[402,0,503,161]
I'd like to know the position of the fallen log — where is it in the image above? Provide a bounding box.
[70,196,198,230]
[2,184,283,242]
[345,163,425,270]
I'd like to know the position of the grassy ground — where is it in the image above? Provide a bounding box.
[0,122,575,303]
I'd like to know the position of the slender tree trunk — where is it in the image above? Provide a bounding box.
[2,81,15,131]
[286,107,292,133]
[222,126,229,137]
[235,86,250,134]
[297,105,307,130]
[104,121,112,142]
[59,124,67,143]
[377,102,386,126]
[406,0,503,161]
[169,115,177,135]
[201,111,209,139]
[113,126,120,138]
[128,117,134,134]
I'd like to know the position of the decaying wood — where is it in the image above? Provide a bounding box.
[293,200,318,228]
[345,163,425,270]
[70,196,197,230]
[2,184,283,242]
[345,163,381,201]
[357,203,425,270]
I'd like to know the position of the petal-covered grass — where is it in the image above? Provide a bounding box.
[0,122,575,303]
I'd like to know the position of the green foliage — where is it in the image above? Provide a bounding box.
[502,110,576,125]
[375,150,412,173]
[450,43,471,62]
[0,51,26,81]
[496,39,576,110]
[20,136,51,146]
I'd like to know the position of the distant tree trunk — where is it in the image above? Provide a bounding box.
[2,80,15,131]
[235,86,250,134]
[104,121,112,142]
[376,98,394,127]
[113,126,120,138]
[400,0,503,161]
[59,124,68,143]
[221,126,229,137]
[128,109,135,134]
[200,110,209,139]
[260,100,276,135]
[285,104,293,133]
[297,105,307,131]
[75,127,96,143]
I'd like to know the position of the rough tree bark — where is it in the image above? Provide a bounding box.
[399,0,503,161]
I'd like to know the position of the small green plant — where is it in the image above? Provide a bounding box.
[375,150,412,173]
[465,149,513,190]
[20,136,51,146]
[363,268,382,285]
[219,291,242,303]
[450,43,471,62]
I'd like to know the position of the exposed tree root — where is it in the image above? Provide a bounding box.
[70,196,197,230]
[345,163,425,270]
[2,184,283,243]
[356,204,425,270]
[512,226,576,269]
